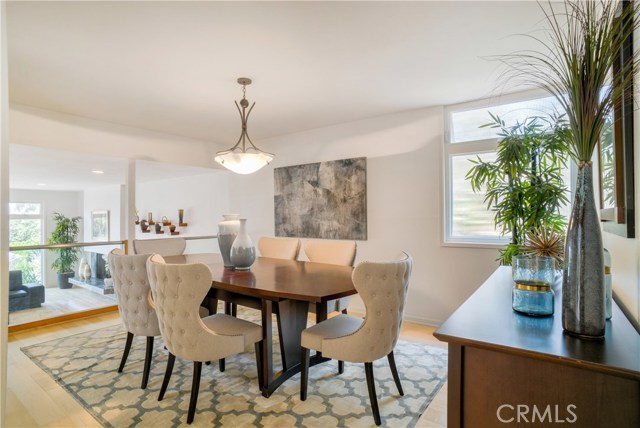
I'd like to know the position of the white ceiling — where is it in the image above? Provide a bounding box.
[9,145,221,191]
[7,1,550,145]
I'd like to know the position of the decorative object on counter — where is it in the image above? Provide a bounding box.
[135,209,140,225]
[497,1,639,339]
[466,113,569,266]
[104,259,113,288]
[162,216,170,226]
[274,157,367,240]
[512,255,555,317]
[604,248,612,320]
[48,212,81,289]
[169,225,176,233]
[218,214,240,268]
[154,223,163,234]
[78,257,88,279]
[147,212,155,225]
[230,218,256,271]
[178,209,184,224]
[214,77,274,174]
[83,263,92,282]
[140,219,149,232]
[522,227,565,269]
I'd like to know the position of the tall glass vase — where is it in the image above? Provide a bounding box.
[562,162,605,340]
[218,214,240,268]
[230,218,256,271]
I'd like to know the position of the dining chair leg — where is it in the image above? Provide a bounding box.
[187,362,202,425]
[141,336,154,389]
[219,358,225,372]
[300,347,310,401]
[338,360,344,374]
[158,352,175,401]
[387,351,404,396]
[232,303,238,317]
[118,332,134,373]
[364,362,382,426]
[254,341,264,390]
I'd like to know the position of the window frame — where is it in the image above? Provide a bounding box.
[442,89,568,247]
[9,201,45,283]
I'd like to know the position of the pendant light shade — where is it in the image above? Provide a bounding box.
[214,77,274,174]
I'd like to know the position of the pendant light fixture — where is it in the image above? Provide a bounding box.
[214,77,274,174]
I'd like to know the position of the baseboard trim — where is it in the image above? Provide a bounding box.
[349,303,442,327]
[8,305,118,333]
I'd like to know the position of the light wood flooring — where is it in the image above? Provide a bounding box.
[6,312,448,427]
[9,287,116,326]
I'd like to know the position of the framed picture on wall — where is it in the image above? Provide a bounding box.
[91,210,109,241]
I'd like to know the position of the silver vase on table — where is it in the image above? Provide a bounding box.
[230,218,256,271]
[218,214,240,268]
[562,162,605,340]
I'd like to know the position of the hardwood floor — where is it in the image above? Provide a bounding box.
[9,287,116,326]
[6,311,448,427]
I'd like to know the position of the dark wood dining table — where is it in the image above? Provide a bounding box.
[164,253,356,397]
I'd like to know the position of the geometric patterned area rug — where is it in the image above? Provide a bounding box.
[22,307,447,427]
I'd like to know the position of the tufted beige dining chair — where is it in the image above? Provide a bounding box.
[133,238,186,256]
[108,249,160,389]
[299,253,413,426]
[257,236,301,260]
[146,254,263,425]
[304,239,357,314]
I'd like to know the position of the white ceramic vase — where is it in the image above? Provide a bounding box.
[218,214,241,268]
[230,218,256,271]
[83,264,92,281]
[78,258,87,278]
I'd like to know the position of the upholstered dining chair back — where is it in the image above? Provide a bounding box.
[133,238,186,256]
[321,254,413,363]
[108,249,160,338]
[304,240,357,266]
[258,237,301,260]
[304,240,357,313]
[146,254,246,362]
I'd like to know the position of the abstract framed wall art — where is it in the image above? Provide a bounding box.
[274,157,367,240]
[91,210,109,241]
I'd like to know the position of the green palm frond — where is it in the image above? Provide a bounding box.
[498,0,640,162]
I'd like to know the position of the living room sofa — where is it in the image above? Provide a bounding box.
[9,270,45,312]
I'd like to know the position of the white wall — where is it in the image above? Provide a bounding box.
[136,172,230,254]
[228,107,498,325]
[10,189,83,288]
[83,184,124,242]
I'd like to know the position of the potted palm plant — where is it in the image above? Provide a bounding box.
[501,0,639,339]
[467,113,570,266]
[48,212,81,289]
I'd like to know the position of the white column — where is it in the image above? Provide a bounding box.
[125,159,136,253]
[0,1,10,424]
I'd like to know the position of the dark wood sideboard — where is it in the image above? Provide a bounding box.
[434,267,639,428]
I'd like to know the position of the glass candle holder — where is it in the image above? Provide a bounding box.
[512,255,555,317]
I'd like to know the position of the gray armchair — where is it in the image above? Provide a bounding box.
[9,270,45,312]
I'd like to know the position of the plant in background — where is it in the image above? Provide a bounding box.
[48,212,81,288]
[466,112,570,265]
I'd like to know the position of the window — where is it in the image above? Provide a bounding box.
[9,202,44,283]
[444,92,571,246]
